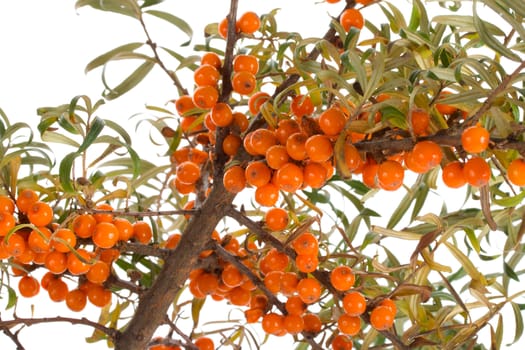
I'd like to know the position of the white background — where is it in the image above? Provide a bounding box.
[0,1,521,349]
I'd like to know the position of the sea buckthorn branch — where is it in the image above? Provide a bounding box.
[227,205,413,349]
[138,13,188,96]
[211,241,325,350]
[244,3,353,135]
[0,314,119,342]
[113,184,236,349]
[464,59,525,128]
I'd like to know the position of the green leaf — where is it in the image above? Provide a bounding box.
[103,60,155,100]
[59,152,80,193]
[145,10,193,46]
[504,261,519,281]
[473,1,521,62]
[75,0,142,19]
[79,117,105,153]
[191,296,205,328]
[511,302,524,345]
[5,285,17,310]
[493,190,525,208]
[85,42,144,74]
[41,131,81,148]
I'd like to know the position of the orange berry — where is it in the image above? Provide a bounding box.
[295,254,319,273]
[200,52,221,69]
[435,91,458,115]
[4,232,27,257]
[275,119,301,145]
[441,161,467,188]
[221,263,243,288]
[232,111,249,132]
[265,145,290,170]
[302,313,322,333]
[176,161,201,185]
[303,161,328,189]
[16,188,39,214]
[233,54,259,74]
[370,305,395,331]
[44,250,68,274]
[285,295,306,316]
[379,298,397,315]
[248,91,270,115]
[86,260,110,284]
[210,102,233,127]
[254,183,280,207]
[244,308,263,323]
[291,94,315,118]
[222,134,241,156]
[174,95,196,116]
[319,107,346,136]
[93,222,119,249]
[192,85,219,109]
[67,248,92,275]
[260,248,289,273]
[284,314,305,334]
[330,265,356,291]
[196,272,219,295]
[377,160,404,191]
[343,142,364,173]
[218,17,230,39]
[0,195,15,214]
[275,162,304,192]
[18,275,40,298]
[292,232,319,255]
[73,213,97,238]
[281,271,299,296]
[297,277,322,304]
[86,283,112,307]
[232,71,256,95]
[411,140,443,172]
[113,217,134,242]
[245,161,272,188]
[286,132,308,161]
[193,64,220,87]
[223,165,246,193]
[27,227,52,253]
[50,227,76,253]
[508,158,525,186]
[93,203,114,223]
[47,277,68,302]
[262,312,286,336]
[264,207,289,231]
[410,109,430,136]
[133,221,153,244]
[342,291,366,316]
[194,337,214,350]
[0,211,16,236]
[463,156,491,187]
[338,313,361,336]
[66,288,87,312]
[361,158,379,188]
[331,334,353,350]
[461,125,490,154]
[305,134,334,162]
[340,8,364,31]
[250,128,278,155]
[263,270,283,294]
[236,11,260,34]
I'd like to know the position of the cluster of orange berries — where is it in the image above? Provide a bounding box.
[167,221,396,349]
[0,189,153,312]
[148,336,214,350]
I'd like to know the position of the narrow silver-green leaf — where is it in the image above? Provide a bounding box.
[85,42,144,73]
[59,152,79,193]
[103,60,155,100]
[145,10,192,46]
[473,1,521,62]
